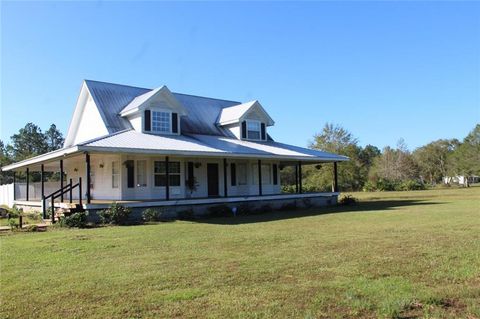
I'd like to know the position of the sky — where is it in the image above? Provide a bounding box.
[1,1,479,151]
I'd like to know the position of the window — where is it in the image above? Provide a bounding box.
[154,161,181,186]
[152,111,171,132]
[136,160,147,187]
[247,121,261,140]
[230,163,237,186]
[252,164,271,184]
[237,163,247,185]
[112,161,119,188]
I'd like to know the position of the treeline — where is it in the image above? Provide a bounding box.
[1,122,479,192]
[281,123,480,192]
[0,123,64,184]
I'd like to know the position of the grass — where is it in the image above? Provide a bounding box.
[1,187,479,318]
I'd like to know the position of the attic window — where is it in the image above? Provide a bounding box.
[247,121,261,140]
[152,111,170,132]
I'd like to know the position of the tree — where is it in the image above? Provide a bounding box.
[369,139,419,182]
[44,124,64,152]
[413,139,458,184]
[304,123,365,191]
[0,140,13,184]
[10,123,48,161]
[449,124,480,177]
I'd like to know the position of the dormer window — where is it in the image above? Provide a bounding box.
[247,121,261,140]
[152,111,171,133]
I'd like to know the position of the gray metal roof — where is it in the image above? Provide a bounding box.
[84,80,240,136]
[79,130,348,162]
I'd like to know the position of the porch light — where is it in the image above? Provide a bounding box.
[194,162,201,168]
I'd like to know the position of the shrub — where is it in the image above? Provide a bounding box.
[398,180,425,191]
[8,218,19,230]
[62,212,88,228]
[142,208,167,222]
[339,195,358,205]
[208,205,231,218]
[177,209,194,220]
[281,185,296,194]
[98,203,131,225]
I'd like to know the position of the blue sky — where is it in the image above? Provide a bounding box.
[1,1,479,150]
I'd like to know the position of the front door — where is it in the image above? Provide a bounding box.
[207,163,219,197]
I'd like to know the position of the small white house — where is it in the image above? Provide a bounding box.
[1,80,347,218]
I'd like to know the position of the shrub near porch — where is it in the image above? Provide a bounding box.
[1,186,479,318]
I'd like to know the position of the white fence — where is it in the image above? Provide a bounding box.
[0,184,14,208]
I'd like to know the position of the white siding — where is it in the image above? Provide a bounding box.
[72,97,109,145]
[225,124,241,139]
[128,113,143,132]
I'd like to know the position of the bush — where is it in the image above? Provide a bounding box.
[208,205,231,218]
[363,179,426,192]
[8,218,19,230]
[98,203,131,225]
[142,208,167,222]
[398,180,426,191]
[281,185,296,194]
[339,195,358,205]
[62,212,88,228]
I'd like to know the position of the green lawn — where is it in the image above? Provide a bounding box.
[1,187,479,318]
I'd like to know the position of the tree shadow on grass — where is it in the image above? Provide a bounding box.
[194,199,446,225]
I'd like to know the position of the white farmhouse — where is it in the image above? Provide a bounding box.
[1,80,348,219]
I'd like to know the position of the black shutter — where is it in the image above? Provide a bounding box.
[187,162,194,181]
[231,163,236,186]
[126,160,135,188]
[241,121,247,139]
[144,110,151,131]
[273,164,278,185]
[172,113,178,133]
[261,123,266,140]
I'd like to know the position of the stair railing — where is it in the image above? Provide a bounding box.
[42,177,82,223]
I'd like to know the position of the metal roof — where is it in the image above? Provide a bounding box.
[79,130,348,162]
[84,80,240,136]
[217,101,256,125]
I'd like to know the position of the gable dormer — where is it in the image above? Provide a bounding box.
[119,86,187,135]
[217,100,274,141]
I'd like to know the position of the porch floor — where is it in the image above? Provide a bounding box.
[14,192,339,210]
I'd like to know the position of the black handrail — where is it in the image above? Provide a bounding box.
[42,177,83,222]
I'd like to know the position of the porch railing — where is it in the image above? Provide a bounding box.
[42,178,82,223]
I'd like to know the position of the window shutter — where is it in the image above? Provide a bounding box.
[273,164,278,185]
[261,123,266,140]
[144,110,151,131]
[231,163,236,186]
[241,121,247,139]
[172,113,178,133]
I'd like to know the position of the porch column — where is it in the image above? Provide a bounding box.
[85,152,91,204]
[295,164,299,193]
[298,161,302,194]
[12,171,16,201]
[223,158,228,197]
[41,164,45,199]
[60,160,64,202]
[333,162,338,192]
[165,156,170,201]
[26,168,29,201]
[41,164,45,218]
[258,159,262,196]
